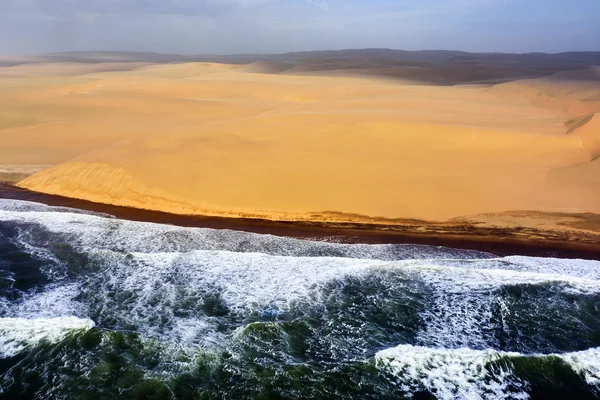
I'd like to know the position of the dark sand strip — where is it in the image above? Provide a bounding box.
[0,183,599,260]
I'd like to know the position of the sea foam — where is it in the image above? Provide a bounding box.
[0,317,94,358]
[376,344,600,400]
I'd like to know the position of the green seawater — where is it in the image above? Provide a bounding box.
[0,199,599,399]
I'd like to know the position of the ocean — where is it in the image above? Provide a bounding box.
[0,199,599,399]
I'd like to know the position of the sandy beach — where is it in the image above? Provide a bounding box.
[1,182,599,260]
[1,52,599,246]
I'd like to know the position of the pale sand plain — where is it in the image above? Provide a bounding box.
[1,59,599,227]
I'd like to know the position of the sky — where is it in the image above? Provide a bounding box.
[0,0,599,55]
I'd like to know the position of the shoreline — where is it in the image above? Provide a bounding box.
[1,183,599,260]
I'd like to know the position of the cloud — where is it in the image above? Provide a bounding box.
[306,0,330,11]
[0,0,597,54]
[1,0,275,17]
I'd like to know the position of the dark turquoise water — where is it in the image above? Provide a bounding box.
[0,199,599,399]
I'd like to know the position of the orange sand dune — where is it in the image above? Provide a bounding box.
[1,61,598,222]
[570,114,600,159]
[488,71,600,117]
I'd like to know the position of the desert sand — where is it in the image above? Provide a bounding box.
[1,52,599,229]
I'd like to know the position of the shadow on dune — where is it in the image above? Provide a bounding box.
[2,49,600,86]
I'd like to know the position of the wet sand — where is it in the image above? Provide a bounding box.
[2,183,599,260]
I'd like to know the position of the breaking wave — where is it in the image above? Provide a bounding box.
[0,199,599,399]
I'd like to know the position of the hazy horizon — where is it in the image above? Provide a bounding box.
[1,0,599,56]
[6,47,600,58]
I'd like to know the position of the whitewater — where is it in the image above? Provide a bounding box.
[0,199,599,399]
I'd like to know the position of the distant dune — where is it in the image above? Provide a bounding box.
[237,61,294,74]
[488,71,600,116]
[0,62,153,77]
[3,49,600,83]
